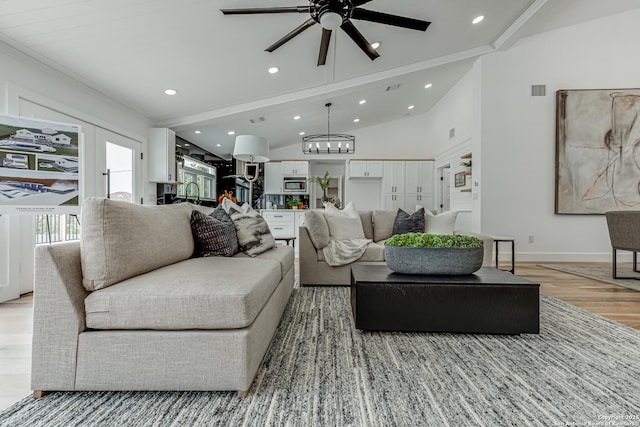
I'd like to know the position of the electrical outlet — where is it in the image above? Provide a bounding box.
[528,235,534,243]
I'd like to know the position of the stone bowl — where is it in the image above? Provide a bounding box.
[384,246,484,275]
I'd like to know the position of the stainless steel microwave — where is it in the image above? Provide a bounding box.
[283,177,307,192]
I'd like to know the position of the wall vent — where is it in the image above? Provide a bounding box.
[449,128,455,139]
[531,85,546,97]
[386,83,401,92]
[249,116,266,124]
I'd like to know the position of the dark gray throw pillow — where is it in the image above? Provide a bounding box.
[392,207,426,235]
[211,205,233,224]
[190,210,239,257]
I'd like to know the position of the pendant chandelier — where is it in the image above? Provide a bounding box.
[302,103,355,154]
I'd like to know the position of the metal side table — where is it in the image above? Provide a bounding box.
[492,236,515,274]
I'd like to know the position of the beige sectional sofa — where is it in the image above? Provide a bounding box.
[299,209,494,286]
[31,198,294,398]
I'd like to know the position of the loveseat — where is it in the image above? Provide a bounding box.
[299,208,493,286]
[31,198,294,398]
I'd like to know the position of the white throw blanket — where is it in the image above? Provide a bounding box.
[322,238,372,266]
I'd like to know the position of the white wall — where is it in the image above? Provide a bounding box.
[0,41,153,298]
[424,64,481,232]
[479,9,640,261]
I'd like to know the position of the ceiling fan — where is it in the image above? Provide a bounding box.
[221,0,431,66]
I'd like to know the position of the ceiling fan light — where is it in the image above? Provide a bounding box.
[320,11,342,30]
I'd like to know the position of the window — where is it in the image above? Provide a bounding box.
[177,156,216,200]
[35,214,80,244]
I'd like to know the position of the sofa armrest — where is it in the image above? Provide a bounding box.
[454,230,494,267]
[32,241,88,391]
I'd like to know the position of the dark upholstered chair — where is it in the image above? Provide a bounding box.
[605,211,640,279]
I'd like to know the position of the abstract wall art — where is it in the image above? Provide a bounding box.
[555,88,640,214]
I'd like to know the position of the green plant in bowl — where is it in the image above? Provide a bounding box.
[385,233,483,248]
[287,199,301,208]
[384,233,484,275]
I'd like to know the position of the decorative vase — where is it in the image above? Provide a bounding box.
[384,246,483,275]
[321,188,328,205]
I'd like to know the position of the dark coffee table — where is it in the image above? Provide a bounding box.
[350,265,539,334]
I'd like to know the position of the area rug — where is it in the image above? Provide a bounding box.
[540,263,640,292]
[1,288,639,427]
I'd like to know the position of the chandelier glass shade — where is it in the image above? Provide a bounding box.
[302,103,355,154]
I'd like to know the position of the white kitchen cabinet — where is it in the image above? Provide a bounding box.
[264,162,283,194]
[404,193,434,211]
[262,210,307,254]
[262,211,295,238]
[349,160,383,178]
[382,161,405,193]
[382,193,406,211]
[281,161,308,176]
[148,128,176,182]
[405,161,433,194]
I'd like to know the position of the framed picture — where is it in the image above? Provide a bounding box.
[555,88,640,214]
[454,172,466,187]
[0,114,81,215]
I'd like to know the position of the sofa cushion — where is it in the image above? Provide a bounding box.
[189,203,215,215]
[323,201,365,240]
[84,257,282,330]
[424,208,459,234]
[222,199,276,257]
[80,198,194,291]
[373,210,397,241]
[359,211,374,240]
[190,210,239,257]
[317,241,384,262]
[393,207,425,235]
[233,244,294,280]
[304,209,330,249]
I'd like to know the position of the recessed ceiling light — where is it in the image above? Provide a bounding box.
[424,83,433,89]
[371,42,381,49]
[194,130,201,134]
[408,105,415,110]
[268,67,279,74]
[216,144,222,147]
[353,118,360,123]
[184,143,190,147]
[164,89,177,96]
[472,15,484,24]
[359,99,366,105]
[294,115,301,120]
[227,131,235,135]
[299,131,306,136]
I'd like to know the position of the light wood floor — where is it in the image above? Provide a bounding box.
[516,262,640,330]
[0,263,638,411]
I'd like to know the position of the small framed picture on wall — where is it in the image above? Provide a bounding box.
[454,172,466,187]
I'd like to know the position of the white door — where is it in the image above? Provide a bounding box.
[96,128,142,203]
[438,165,451,213]
[0,216,14,302]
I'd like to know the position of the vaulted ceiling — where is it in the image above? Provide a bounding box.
[1,0,638,158]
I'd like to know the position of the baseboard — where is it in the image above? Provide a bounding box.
[512,252,625,263]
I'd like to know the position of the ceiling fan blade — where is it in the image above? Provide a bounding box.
[317,29,332,66]
[266,18,316,52]
[340,20,379,61]
[351,8,431,31]
[352,0,373,5]
[221,6,309,15]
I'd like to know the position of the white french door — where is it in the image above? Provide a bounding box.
[438,165,451,213]
[96,128,141,203]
